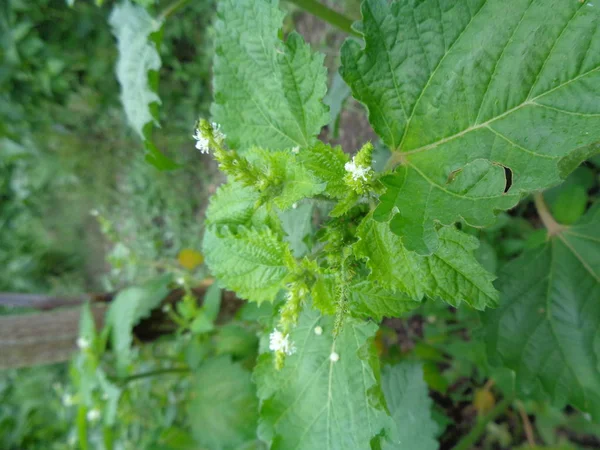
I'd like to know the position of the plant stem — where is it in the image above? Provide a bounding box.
[158,0,191,21]
[533,192,565,236]
[517,400,536,447]
[119,367,191,385]
[287,0,360,37]
[452,394,514,450]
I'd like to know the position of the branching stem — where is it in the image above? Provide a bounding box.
[533,192,565,236]
[286,0,360,37]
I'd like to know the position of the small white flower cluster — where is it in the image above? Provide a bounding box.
[269,329,296,355]
[76,336,90,350]
[193,121,226,154]
[344,158,372,181]
[87,408,101,422]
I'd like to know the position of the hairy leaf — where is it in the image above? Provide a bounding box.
[354,215,498,310]
[484,208,600,419]
[298,142,349,198]
[348,281,420,321]
[203,226,293,303]
[278,203,313,257]
[381,363,438,450]
[257,308,389,450]
[188,356,258,450]
[106,274,172,375]
[205,180,261,227]
[109,1,176,170]
[212,0,329,151]
[342,0,600,254]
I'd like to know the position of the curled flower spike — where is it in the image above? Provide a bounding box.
[345,158,372,181]
[269,329,296,355]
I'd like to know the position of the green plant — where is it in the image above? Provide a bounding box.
[4,0,600,448]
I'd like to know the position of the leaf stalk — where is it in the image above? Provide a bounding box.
[286,0,360,37]
[533,192,565,236]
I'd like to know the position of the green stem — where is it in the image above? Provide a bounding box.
[452,394,514,450]
[287,0,360,37]
[158,0,191,21]
[119,367,191,385]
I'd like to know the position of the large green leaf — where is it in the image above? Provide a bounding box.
[203,226,293,303]
[188,356,259,450]
[483,208,600,419]
[257,308,390,450]
[342,0,600,254]
[381,363,438,450]
[354,215,498,310]
[109,1,176,170]
[348,281,420,321]
[106,274,172,375]
[212,0,329,151]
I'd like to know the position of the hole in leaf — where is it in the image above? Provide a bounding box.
[503,166,513,193]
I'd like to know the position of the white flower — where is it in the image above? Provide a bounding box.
[314,326,323,336]
[86,408,101,422]
[329,351,340,362]
[211,122,226,142]
[89,209,99,217]
[162,303,171,313]
[291,146,300,154]
[62,394,75,407]
[76,336,90,350]
[292,202,298,209]
[176,276,185,286]
[269,329,296,355]
[193,129,210,154]
[344,158,372,181]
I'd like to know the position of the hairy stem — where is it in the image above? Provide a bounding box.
[533,192,565,236]
[452,394,514,450]
[287,0,360,37]
[158,0,192,21]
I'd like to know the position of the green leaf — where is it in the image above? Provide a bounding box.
[342,0,600,254]
[106,274,172,375]
[203,225,293,303]
[257,308,390,450]
[348,281,420,321]
[298,142,349,198]
[380,363,438,450]
[255,150,326,210]
[188,356,258,450]
[323,72,351,138]
[109,1,176,170]
[483,208,600,419]
[278,203,314,257]
[354,215,498,310]
[206,180,261,227]
[212,0,329,151]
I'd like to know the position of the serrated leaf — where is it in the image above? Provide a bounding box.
[278,203,313,257]
[298,142,349,198]
[203,225,293,303]
[206,180,262,227]
[348,281,420,321]
[212,0,329,151]
[106,274,171,375]
[354,215,498,310]
[188,356,258,450]
[483,208,600,419]
[380,363,438,450]
[109,1,176,170]
[342,0,600,254]
[257,308,390,450]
